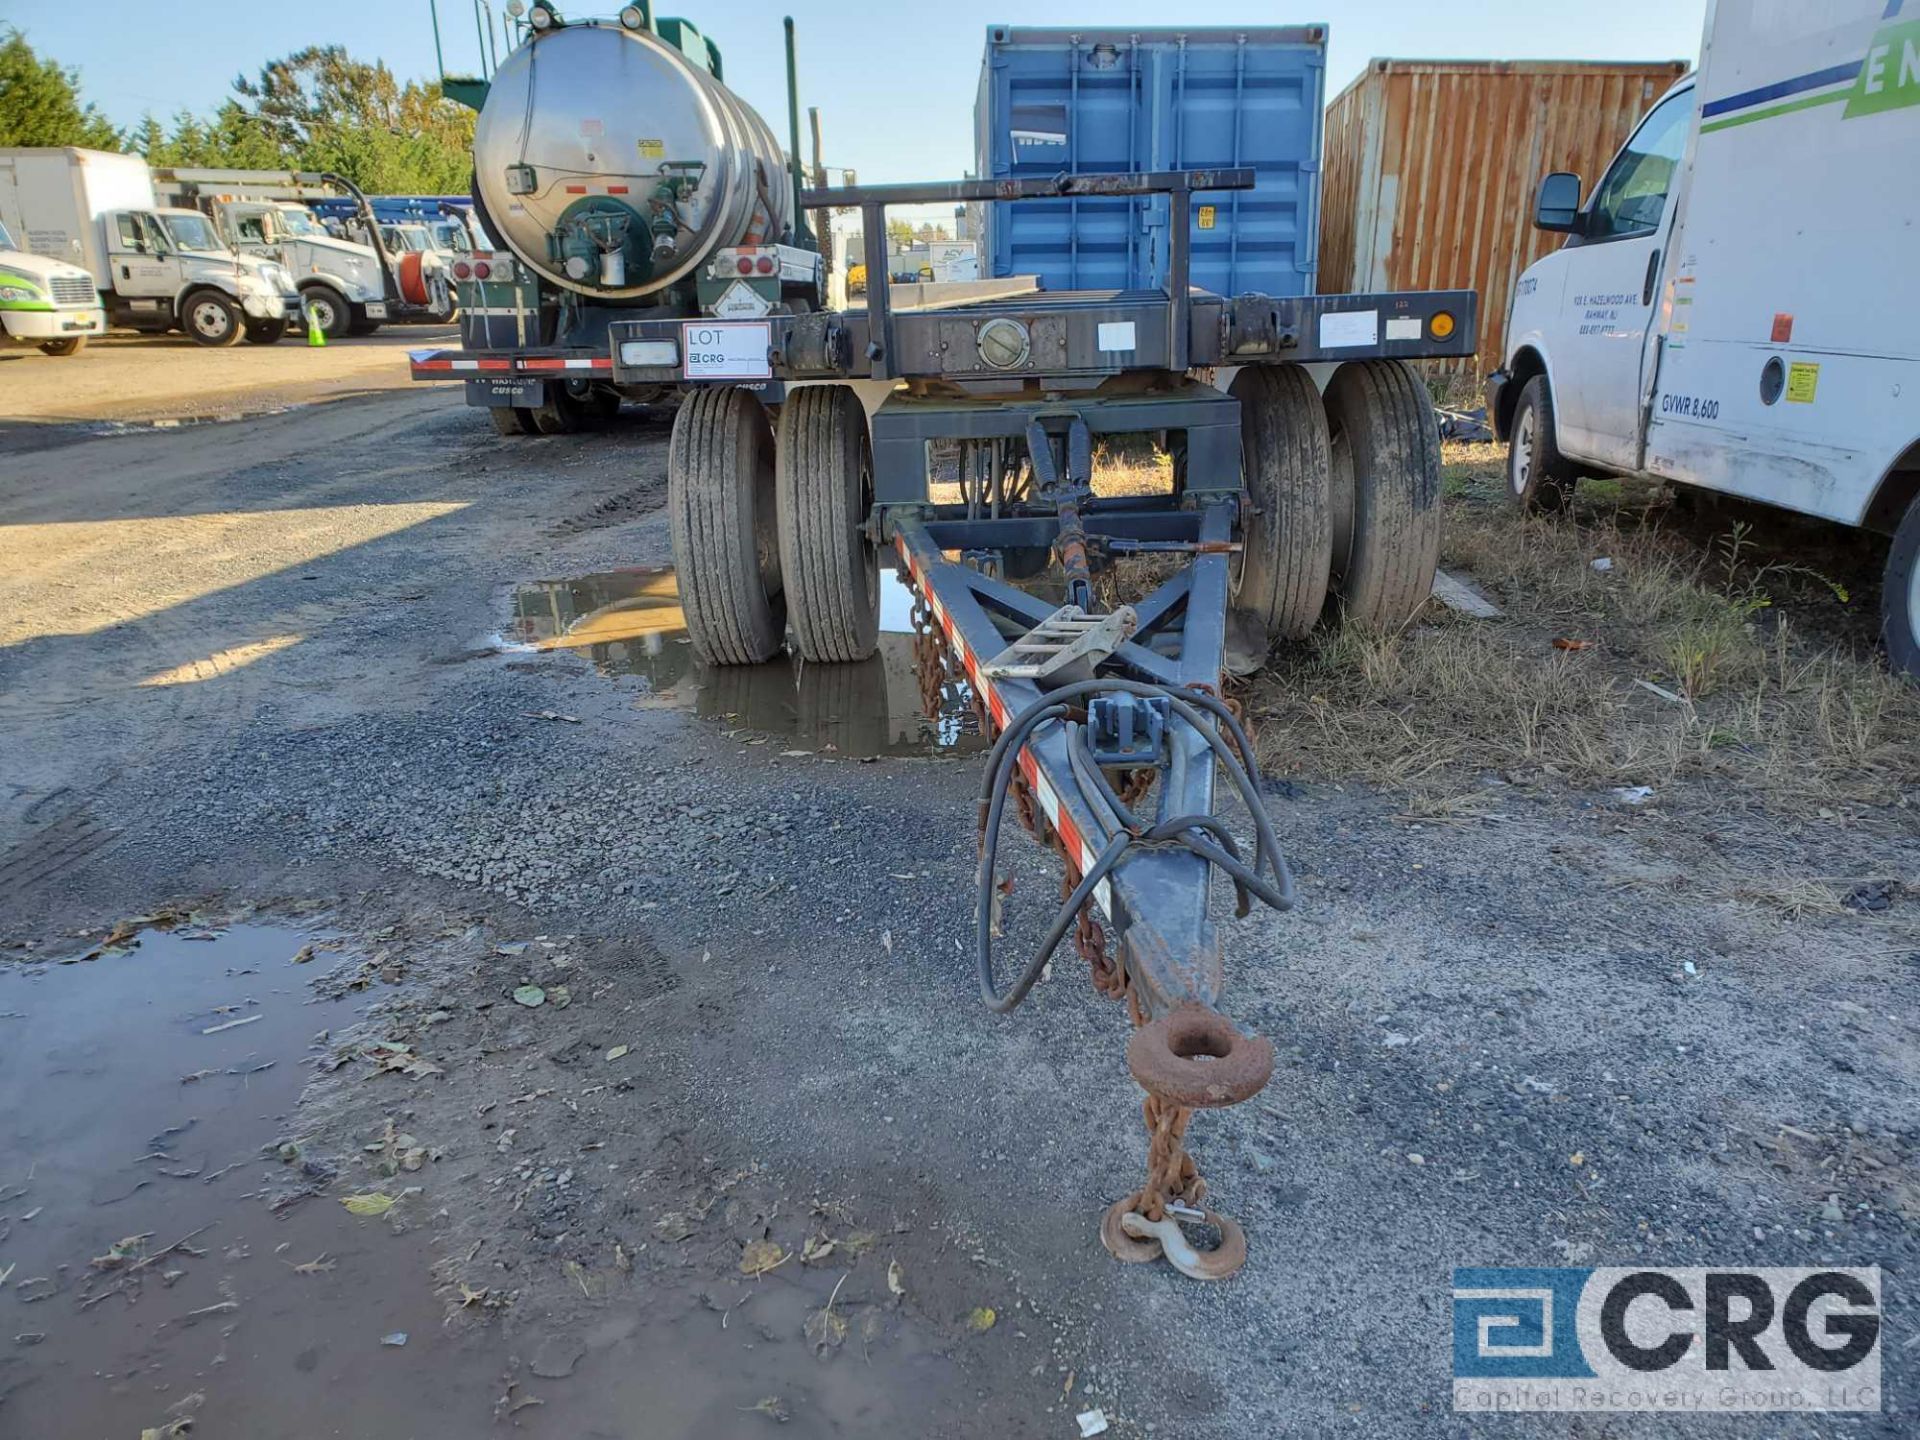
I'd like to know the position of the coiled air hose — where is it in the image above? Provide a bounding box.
[974,677,1295,1013]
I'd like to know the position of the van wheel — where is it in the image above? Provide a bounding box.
[38,336,85,357]
[1883,492,1920,681]
[1506,375,1573,512]
[300,285,351,339]
[778,385,879,663]
[669,386,785,664]
[1231,364,1334,642]
[1323,360,1443,630]
[185,291,245,347]
[244,319,287,345]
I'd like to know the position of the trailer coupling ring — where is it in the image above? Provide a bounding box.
[1126,1002,1274,1108]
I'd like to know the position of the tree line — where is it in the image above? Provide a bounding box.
[0,28,476,193]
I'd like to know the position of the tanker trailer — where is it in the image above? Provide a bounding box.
[419,2,823,435]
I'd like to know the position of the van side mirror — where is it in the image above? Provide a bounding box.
[1534,172,1584,233]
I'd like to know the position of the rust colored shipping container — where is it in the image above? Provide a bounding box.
[1320,59,1689,376]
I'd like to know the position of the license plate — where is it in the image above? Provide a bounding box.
[682,321,771,380]
[365,302,388,319]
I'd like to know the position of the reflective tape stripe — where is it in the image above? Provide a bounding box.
[893,535,1110,916]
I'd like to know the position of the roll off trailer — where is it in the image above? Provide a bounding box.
[408,5,1477,1279]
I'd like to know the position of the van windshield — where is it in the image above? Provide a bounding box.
[158,213,228,254]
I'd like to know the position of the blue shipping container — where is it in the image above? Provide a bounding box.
[974,25,1326,298]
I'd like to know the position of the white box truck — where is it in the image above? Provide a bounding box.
[0,148,301,346]
[1488,0,1920,672]
[0,211,103,357]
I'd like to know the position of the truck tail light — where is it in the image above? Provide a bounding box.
[736,257,755,275]
[453,260,472,280]
[756,255,776,275]
[473,261,492,280]
[1430,311,1456,340]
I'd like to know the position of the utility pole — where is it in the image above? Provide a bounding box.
[429,0,447,82]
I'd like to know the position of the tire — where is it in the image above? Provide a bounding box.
[183,290,244,347]
[244,318,287,345]
[1883,491,1920,682]
[1323,360,1444,631]
[1506,375,1573,512]
[489,406,536,437]
[531,386,584,435]
[668,386,785,665]
[38,336,85,357]
[300,284,351,340]
[348,318,382,337]
[776,385,879,663]
[1230,364,1334,641]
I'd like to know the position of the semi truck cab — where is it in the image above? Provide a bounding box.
[100,207,300,344]
[0,214,104,356]
[203,198,390,337]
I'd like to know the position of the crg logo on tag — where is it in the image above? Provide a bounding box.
[1453,1267,1881,1412]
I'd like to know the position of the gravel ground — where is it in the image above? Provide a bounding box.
[1,379,1915,1437]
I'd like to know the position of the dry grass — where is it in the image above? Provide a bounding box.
[1246,443,1920,812]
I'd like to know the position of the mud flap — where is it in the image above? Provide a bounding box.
[466,377,545,409]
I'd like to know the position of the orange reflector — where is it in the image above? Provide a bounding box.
[1430,311,1456,340]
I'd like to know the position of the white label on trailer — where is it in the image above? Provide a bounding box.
[682,321,772,379]
[1096,321,1137,352]
[710,280,774,320]
[1319,309,1378,348]
[1385,316,1423,342]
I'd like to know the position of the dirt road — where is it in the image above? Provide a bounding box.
[0,325,456,427]
[1,379,1915,1437]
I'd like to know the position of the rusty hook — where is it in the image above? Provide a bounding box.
[1126,1002,1274,1109]
[1116,1204,1249,1281]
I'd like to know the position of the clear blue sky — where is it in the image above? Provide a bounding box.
[6,0,1705,182]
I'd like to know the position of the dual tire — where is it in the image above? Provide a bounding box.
[669,385,877,666]
[1232,358,1444,641]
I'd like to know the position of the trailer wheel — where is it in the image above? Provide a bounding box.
[1506,375,1573,512]
[1231,364,1334,641]
[776,385,880,663]
[38,336,85,357]
[488,406,537,437]
[669,386,786,665]
[300,284,351,340]
[1323,360,1443,630]
[184,290,244,347]
[1883,491,1920,681]
[244,318,287,345]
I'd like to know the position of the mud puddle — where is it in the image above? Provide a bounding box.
[0,925,1041,1438]
[508,565,985,758]
[0,923,500,1437]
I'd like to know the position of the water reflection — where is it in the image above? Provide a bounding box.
[508,566,982,758]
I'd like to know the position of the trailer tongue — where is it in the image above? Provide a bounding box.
[420,163,1475,1278]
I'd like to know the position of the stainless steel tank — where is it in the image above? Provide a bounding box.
[471,20,792,303]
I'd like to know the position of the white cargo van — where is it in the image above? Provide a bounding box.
[1488,0,1920,673]
[0,148,301,346]
[0,213,104,356]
